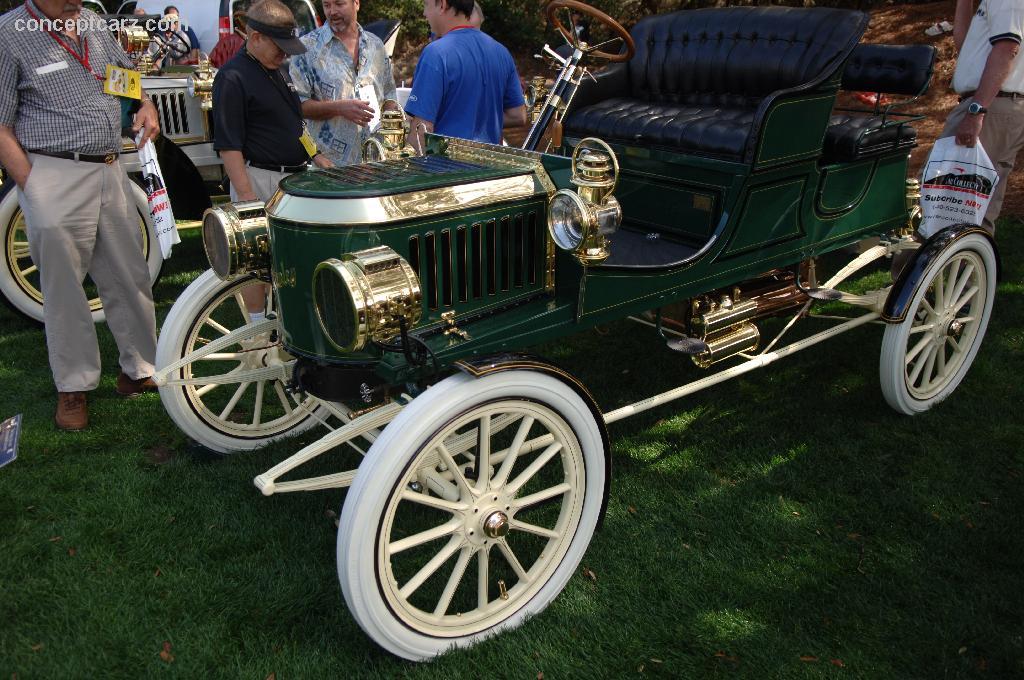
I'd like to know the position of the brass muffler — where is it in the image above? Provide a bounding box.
[690,296,760,368]
[693,323,760,369]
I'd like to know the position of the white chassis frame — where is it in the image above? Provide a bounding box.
[186,234,918,498]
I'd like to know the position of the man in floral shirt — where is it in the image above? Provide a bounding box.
[289,0,397,165]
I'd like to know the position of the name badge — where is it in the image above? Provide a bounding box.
[103,65,142,100]
[299,126,318,158]
[35,61,68,76]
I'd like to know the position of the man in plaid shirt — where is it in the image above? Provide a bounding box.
[0,0,162,430]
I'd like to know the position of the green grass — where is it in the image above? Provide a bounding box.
[1,222,1022,678]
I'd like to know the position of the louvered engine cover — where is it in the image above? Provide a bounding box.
[265,153,553,362]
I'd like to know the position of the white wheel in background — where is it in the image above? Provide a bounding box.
[880,233,997,415]
[338,370,606,661]
[0,182,161,323]
[156,269,326,453]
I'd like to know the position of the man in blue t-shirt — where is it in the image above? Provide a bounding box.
[406,0,526,150]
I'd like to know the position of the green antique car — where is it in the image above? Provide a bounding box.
[154,1,998,660]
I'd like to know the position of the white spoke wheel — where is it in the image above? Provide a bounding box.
[0,181,161,323]
[338,370,605,661]
[156,269,326,453]
[881,233,996,414]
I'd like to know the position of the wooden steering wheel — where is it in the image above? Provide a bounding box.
[545,0,635,63]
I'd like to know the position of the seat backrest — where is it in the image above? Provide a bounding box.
[628,7,869,105]
[841,43,937,96]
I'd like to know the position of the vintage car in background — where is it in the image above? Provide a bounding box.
[153,1,997,660]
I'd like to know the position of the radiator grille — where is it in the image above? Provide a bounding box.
[154,91,191,137]
[408,209,543,312]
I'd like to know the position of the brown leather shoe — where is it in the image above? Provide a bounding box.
[116,372,158,397]
[55,392,88,431]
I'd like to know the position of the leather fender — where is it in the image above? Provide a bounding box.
[453,353,613,529]
[882,224,1001,323]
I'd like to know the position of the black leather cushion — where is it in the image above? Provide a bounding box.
[563,97,757,159]
[627,7,870,103]
[823,114,918,162]
[564,7,868,159]
[841,44,936,96]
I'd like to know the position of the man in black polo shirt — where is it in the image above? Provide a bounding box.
[212,0,329,319]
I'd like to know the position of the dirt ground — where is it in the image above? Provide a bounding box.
[394,2,1020,215]
[858,0,1024,216]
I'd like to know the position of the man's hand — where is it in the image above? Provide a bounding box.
[0,125,31,189]
[335,99,375,126]
[407,115,433,155]
[955,112,985,147]
[132,98,161,145]
[220,150,257,201]
[312,153,334,169]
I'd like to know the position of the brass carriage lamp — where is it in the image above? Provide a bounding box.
[547,138,622,265]
[187,55,216,111]
[361,106,416,162]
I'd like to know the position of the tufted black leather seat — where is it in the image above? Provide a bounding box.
[821,43,936,163]
[564,7,869,162]
[563,97,758,158]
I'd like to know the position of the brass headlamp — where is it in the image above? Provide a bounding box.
[118,24,155,74]
[546,137,621,264]
[361,105,416,162]
[201,201,271,281]
[187,55,215,111]
[312,246,422,352]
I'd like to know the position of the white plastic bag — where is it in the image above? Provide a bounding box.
[137,138,179,259]
[919,135,999,238]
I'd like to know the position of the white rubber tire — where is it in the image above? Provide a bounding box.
[338,370,605,661]
[880,232,996,415]
[0,181,161,324]
[156,269,325,453]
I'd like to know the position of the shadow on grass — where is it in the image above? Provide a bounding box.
[0,228,1021,678]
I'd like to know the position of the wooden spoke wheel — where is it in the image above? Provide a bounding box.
[338,370,606,660]
[156,269,326,453]
[880,233,997,414]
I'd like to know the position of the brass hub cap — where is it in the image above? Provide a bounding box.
[946,319,965,339]
[482,511,510,539]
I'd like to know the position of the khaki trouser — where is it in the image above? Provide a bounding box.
[942,96,1024,234]
[17,154,157,392]
[231,165,290,203]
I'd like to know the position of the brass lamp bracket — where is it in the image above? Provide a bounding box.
[441,311,471,341]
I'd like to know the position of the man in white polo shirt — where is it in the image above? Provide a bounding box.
[944,0,1024,233]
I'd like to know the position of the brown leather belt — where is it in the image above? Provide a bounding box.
[959,90,1024,102]
[28,149,119,164]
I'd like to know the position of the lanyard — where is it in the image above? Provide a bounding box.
[448,25,476,32]
[245,49,303,119]
[23,2,103,81]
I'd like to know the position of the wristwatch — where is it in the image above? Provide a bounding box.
[967,101,988,115]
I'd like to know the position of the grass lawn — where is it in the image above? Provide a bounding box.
[1,222,1022,678]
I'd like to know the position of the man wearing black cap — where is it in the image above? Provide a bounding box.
[212,0,330,319]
